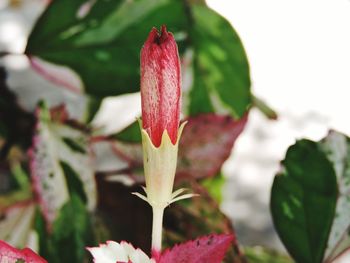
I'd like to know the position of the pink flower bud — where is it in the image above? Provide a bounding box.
[141,25,181,147]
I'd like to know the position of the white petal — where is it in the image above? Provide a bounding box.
[121,241,153,263]
[87,241,128,263]
[88,241,153,263]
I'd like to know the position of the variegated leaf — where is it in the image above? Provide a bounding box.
[29,103,96,227]
[321,131,350,262]
[0,201,36,248]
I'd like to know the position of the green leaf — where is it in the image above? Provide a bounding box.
[270,139,338,263]
[201,173,225,204]
[0,164,32,212]
[85,96,102,123]
[112,120,141,143]
[244,246,293,263]
[26,0,189,98]
[189,5,251,118]
[60,161,88,204]
[35,195,94,263]
[26,1,251,119]
[53,194,93,262]
[62,137,86,154]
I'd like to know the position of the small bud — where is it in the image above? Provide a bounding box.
[140,25,181,147]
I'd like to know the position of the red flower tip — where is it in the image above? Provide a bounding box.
[145,26,170,46]
[141,26,181,147]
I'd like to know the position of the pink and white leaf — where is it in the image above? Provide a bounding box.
[29,56,83,94]
[0,240,47,263]
[0,201,36,249]
[29,106,70,228]
[29,104,96,229]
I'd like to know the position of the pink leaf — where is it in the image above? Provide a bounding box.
[176,113,248,180]
[158,234,234,263]
[0,240,47,263]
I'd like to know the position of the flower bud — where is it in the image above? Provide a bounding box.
[140,25,181,147]
[136,26,194,251]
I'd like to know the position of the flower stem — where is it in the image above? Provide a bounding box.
[151,206,165,251]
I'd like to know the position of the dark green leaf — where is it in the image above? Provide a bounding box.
[62,137,86,154]
[86,96,102,122]
[26,0,189,98]
[189,5,251,118]
[53,195,93,261]
[60,161,87,204]
[35,195,94,263]
[112,120,141,143]
[26,1,252,119]
[271,139,338,263]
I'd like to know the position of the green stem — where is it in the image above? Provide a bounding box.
[252,95,278,120]
[151,206,165,251]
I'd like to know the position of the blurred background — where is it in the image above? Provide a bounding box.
[1,0,350,259]
[206,0,350,250]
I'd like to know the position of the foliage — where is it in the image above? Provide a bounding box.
[25,0,251,120]
[87,235,235,263]
[1,0,253,261]
[271,131,350,263]
[1,0,349,262]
